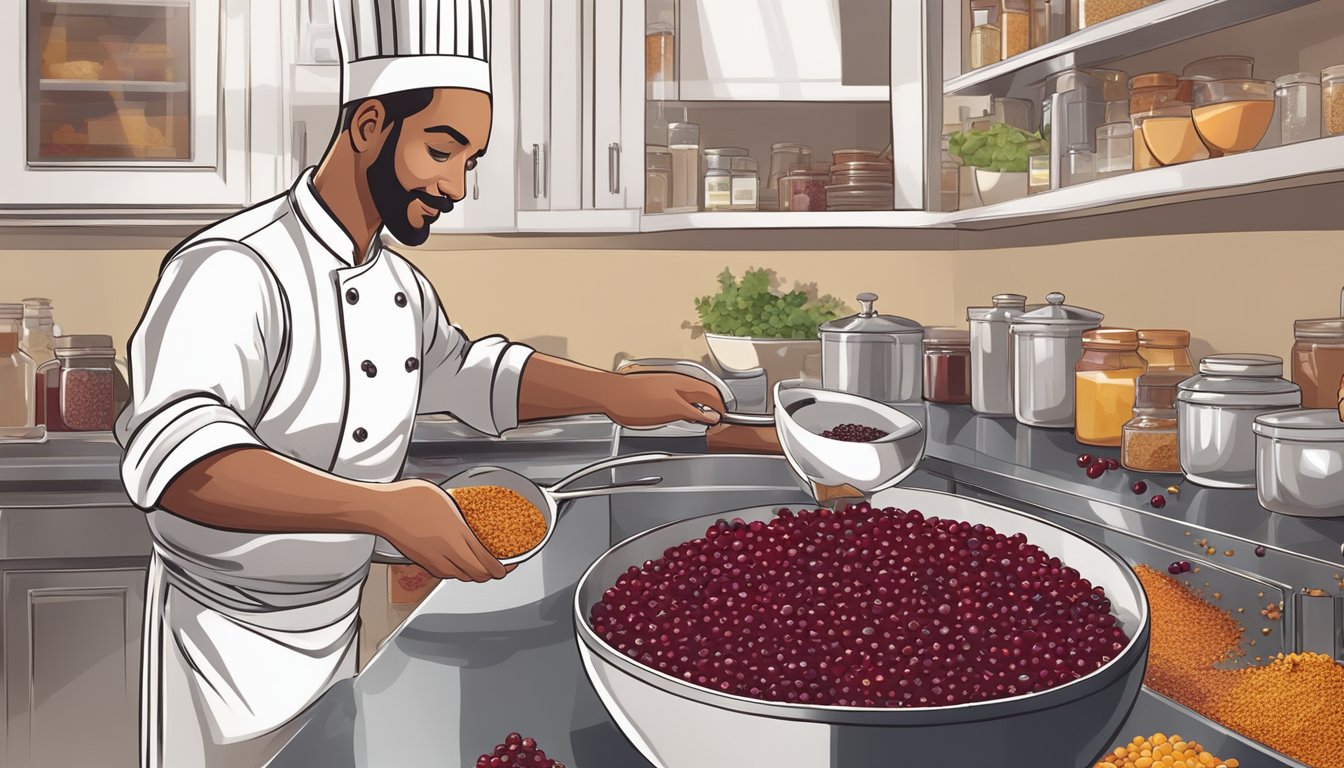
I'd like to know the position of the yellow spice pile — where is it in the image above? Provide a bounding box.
[1096,733,1238,768]
[1135,565,1344,768]
[450,485,547,559]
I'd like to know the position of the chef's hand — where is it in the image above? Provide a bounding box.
[607,371,727,428]
[375,480,510,583]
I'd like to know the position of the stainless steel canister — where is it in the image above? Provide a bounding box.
[968,293,1028,416]
[1253,409,1344,518]
[819,293,924,403]
[1009,292,1104,428]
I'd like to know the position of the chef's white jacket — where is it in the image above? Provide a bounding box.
[114,167,533,767]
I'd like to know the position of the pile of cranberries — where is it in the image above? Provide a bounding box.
[475,733,565,768]
[820,423,889,442]
[589,503,1130,709]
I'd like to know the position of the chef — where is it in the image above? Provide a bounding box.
[113,1,727,766]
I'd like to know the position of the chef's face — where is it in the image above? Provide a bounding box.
[362,88,492,246]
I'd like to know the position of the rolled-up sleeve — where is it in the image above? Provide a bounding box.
[413,271,533,436]
[114,242,286,510]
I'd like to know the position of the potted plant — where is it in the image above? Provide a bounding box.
[692,268,846,383]
[948,122,1047,206]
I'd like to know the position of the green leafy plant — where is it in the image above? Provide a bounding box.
[694,268,846,339]
[948,122,1047,173]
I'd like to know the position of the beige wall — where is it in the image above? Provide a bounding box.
[1,229,1339,369]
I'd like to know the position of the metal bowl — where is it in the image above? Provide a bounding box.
[774,383,927,493]
[575,488,1150,768]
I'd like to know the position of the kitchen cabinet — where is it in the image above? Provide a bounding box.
[0,0,286,215]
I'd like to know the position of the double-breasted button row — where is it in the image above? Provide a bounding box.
[356,358,418,375]
[344,287,408,307]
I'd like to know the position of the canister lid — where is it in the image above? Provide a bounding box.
[1253,409,1344,442]
[1197,353,1284,377]
[704,147,749,156]
[1010,292,1104,327]
[1294,318,1344,341]
[967,293,1028,321]
[1138,329,1190,348]
[1129,72,1179,91]
[923,327,970,346]
[1083,328,1139,349]
[731,156,759,172]
[1276,72,1321,88]
[1178,354,1301,404]
[0,303,22,320]
[819,292,923,335]
[55,334,113,351]
[646,144,670,154]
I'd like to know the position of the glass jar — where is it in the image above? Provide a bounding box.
[1000,0,1031,59]
[645,145,671,214]
[1064,144,1095,186]
[41,335,118,432]
[1191,78,1275,155]
[1029,0,1050,48]
[1137,329,1194,376]
[1074,328,1146,447]
[969,7,1001,70]
[1275,73,1322,145]
[778,172,827,211]
[1094,123,1133,178]
[20,298,55,368]
[923,328,973,404]
[667,122,700,212]
[1183,56,1255,83]
[1322,64,1344,137]
[704,168,733,211]
[0,304,36,435]
[1028,152,1051,194]
[1292,318,1344,409]
[1087,68,1131,124]
[769,143,811,192]
[730,156,759,211]
[646,22,675,98]
[1129,73,1182,171]
[1075,0,1156,29]
[1121,371,1184,473]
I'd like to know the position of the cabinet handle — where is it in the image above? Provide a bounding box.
[608,142,621,195]
[532,144,541,199]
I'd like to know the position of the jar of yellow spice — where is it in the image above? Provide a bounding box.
[1075,329,1147,447]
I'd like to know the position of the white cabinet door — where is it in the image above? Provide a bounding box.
[590,0,625,209]
[517,0,551,211]
[3,567,146,768]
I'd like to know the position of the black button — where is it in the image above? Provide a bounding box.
[352,427,368,442]
[405,357,419,372]
[361,360,377,377]
[345,287,359,304]
[394,292,407,307]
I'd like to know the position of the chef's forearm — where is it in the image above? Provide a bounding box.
[516,354,621,422]
[158,447,391,535]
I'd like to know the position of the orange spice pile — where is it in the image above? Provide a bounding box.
[451,485,548,559]
[1135,565,1344,768]
[1096,732,1239,768]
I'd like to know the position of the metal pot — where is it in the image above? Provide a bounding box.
[1010,292,1103,428]
[819,292,924,403]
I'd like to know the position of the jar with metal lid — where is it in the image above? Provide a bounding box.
[1010,292,1104,428]
[923,328,972,404]
[1137,329,1194,376]
[0,304,36,434]
[1253,409,1344,518]
[1275,73,1322,145]
[1129,73,1182,170]
[819,292,924,404]
[645,145,671,213]
[730,156,759,211]
[39,335,119,432]
[1291,318,1344,409]
[1324,64,1344,137]
[1075,329,1146,446]
[967,293,1027,416]
[1177,354,1301,489]
[1121,371,1184,473]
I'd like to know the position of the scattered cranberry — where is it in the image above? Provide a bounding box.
[1105,459,1120,471]
[590,504,1130,709]
[1150,495,1167,509]
[1086,463,1107,479]
[1130,481,1147,495]
[1168,562,1182,575]
[1077,454,1094,468]
[1180,561,1192,573]
[1255,546,1267,558]
[476,734,565,768]
[820,423,889,443]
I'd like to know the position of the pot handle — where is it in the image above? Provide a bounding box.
[548,452,677,493]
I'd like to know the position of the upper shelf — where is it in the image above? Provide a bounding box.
[944,0,1320,97]
[657,84,891,103]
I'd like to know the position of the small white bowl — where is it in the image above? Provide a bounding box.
[703,333,820,378]
[974,170,1029,206]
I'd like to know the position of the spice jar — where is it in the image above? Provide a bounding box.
[769,143,811,192]
[968,293,1027,417]
[645,22,675,99]
[1010,292,1104,428]
[1275,73,1322,146]
[778,172,827,211]
[730,156,759,211]
[969,7,1002,70]
[1075,0,1156,29]
[1000,0,1031,59]
[645,145,671,213]
[1122,371,1184,473]
[1129,73,1182,171]
[1323,64,1344,137]
[923,328,972,404]
[41,335,118,432]
[1075,329,1146,447]
[1291,318,1344,409]
[1177,354,1301,489]
[1137,329,1194,376]
[0,304,36,435]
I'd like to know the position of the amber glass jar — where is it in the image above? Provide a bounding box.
[923,328,972,404]
[1292,318,1344,409]
[1075,329,1147,447]
[1137,329,1194,376]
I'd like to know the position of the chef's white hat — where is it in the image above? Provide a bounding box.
[335,0,492,105]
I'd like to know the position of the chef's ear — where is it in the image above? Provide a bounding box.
[347,98,391,155]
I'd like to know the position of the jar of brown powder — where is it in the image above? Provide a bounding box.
[1121,371,1184,473]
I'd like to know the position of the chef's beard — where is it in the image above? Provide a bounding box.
[367,122,454,247]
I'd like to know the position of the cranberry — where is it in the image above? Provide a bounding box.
[1179,561,1192,573]
[1076,454,1093,468]
[1085,463,1106,480]
[1150,495,1167,509]
[1255,546,1267,558]
[1131,481,1147,495]
[1105,458,1120,471]
[820,423,889,443]
[1167,562,1182,575]
[478,734,563,768]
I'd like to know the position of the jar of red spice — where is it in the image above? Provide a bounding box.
[923,327,972,404]
[778,171,827,211]
[40,335,118,432]
[1291,318,1344,409]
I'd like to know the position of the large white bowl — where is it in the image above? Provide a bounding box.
[974,169,1029,206]
[704,333,820,379]
[576,488,1150,768]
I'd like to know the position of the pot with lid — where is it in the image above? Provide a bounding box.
[819,292,924,404]
[1009,292,1104,428]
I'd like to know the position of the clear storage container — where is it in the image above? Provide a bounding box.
[1075,329,1146,447]
[1323,64,1344,137]
[1275,73,1322,145]
[730,156,759,211]
[1095,123,1133,178]
[0,304,36,435]
[645,145,671,214]
[1291,318,1344,409]
[667,122,700,212]
[1192,79,1275,155]
[1183,56,1255,82]
[646,22,675,99]
[769,143,811,192]
[970,7,1001,70]
[39,335,119,432]
[1075,0,1157,29]
[1000,0,1031,59]
[1129,73,1183,171]
[778,172,827,211]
